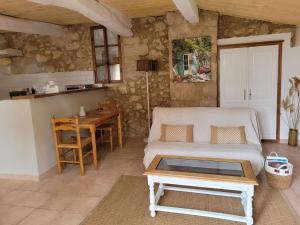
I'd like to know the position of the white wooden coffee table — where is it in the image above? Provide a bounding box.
[144,155,258,225]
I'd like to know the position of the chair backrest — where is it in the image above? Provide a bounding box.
[51,116,81,147]
[98,101,120,112]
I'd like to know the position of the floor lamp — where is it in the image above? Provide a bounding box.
[137,59,158,135]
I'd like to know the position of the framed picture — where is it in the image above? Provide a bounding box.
[172,36,212,83]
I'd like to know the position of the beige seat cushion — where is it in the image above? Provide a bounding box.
[211,126,247,144]
[160,124,193,143]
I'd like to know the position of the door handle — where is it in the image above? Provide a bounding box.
[244,89,246,100]
[249,89,252,100]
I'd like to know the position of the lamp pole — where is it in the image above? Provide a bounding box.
[146,71,151,134]
[136,59,158,139]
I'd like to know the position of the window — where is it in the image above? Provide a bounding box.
[91,26,123,83]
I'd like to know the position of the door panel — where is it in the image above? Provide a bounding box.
[248,45,278,139]
[219,45,279,140]
[220,48,248,107]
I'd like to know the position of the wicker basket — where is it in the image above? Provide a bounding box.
[265,171,293,189]
[265,162,293,189]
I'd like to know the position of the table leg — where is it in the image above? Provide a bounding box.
[158,183,165,197]
[246,194,253,225]
[90,126,98,169]
[117,112,123,148]
[243,188,254,225]
[149,182,156,217]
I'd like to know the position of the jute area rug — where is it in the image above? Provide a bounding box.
[81,175,299,225]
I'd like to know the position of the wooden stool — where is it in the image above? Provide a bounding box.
[51,116,94,176]
[96,101,119,151]
[98,124,114,151]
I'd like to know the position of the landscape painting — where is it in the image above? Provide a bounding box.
[172,36,212,83]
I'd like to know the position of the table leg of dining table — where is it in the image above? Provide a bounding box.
[90,126,98,169]
[117,112,123,148]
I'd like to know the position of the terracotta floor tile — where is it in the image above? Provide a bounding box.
[0,205,34,225]
[48,212,84,225]
[64,196,101,216]
[0,179,25,191]
[0,190,32,205]
[40,194,76,211]
[17,192,53,208]
[38,179,70,194]
[17,181,42,192]
[18,209,59,225]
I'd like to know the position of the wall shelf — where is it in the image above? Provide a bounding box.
[11,87,107,100]
[0,48,22,58]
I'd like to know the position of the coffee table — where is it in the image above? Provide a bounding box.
[144,155,258,225]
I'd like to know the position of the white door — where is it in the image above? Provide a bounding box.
[220,48,248,107]
[248,45,278,139]
[219,45,279,140]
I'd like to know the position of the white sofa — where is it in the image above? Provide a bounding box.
[143,107,265,176]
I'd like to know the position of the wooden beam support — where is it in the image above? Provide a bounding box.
[0,14,64,37]
[29,0,133,37]
[172,0,199,24]
[296,25,300,47]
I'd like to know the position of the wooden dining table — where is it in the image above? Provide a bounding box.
[78,109,123,169]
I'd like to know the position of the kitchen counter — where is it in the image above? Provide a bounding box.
[11,87,107,100]
[0,87,107,179]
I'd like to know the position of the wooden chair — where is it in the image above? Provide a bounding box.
[96,102,119,152]
[51,116,93,176]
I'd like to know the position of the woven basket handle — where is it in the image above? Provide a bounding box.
[268,152,278,157]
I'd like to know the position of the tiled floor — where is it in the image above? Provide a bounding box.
[0,140,299,225]
[0,139,145,225]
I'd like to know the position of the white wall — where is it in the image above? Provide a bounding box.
[281,46,300,139]
[0,100,39,178]
[0,89,107,178]
[0,71,95,100]
[218,33,300,141]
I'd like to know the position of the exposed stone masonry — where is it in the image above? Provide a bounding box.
[4,25,93,74]
[106,16,170,137]
[218,15,297,46]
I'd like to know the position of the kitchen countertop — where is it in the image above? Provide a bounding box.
[11,87,107,100]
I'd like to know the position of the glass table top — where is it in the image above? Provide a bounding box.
[156,158,244,177]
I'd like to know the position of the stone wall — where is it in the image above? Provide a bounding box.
[3,25,93,74]
[167,10,219,106]
[106,16,170,138]
[218,15,297,46]
[0,34,11,74]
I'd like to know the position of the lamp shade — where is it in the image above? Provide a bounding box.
[137,60,158,72]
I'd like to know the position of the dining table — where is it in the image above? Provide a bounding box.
[78,109,123,169]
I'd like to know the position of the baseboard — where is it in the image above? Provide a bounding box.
[0,173,39,181]
[262,139,300,144]
[0,164,57,182]
[279,139,300,144]
[262,139,277,143]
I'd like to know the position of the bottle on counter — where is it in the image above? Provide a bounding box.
[31,87,37,95]
[79,106,86,117]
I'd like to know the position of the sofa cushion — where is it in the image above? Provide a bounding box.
[160,124,193,143]
[211,126,247,144]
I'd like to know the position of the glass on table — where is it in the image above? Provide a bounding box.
[156,158,244,177]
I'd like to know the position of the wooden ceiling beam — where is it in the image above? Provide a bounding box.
[172,0,199,24]
[29,0,133,36]
[0,14,64,36]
